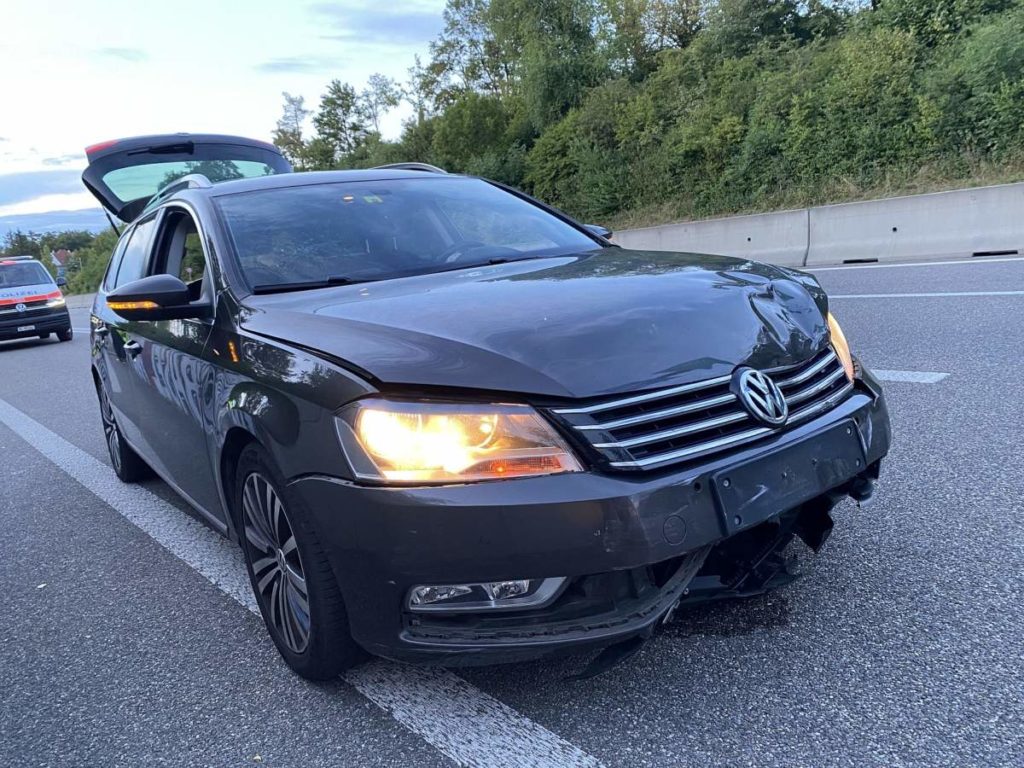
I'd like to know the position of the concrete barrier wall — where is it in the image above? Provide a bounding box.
[613,182,1024,267]
[613,209,809,267]
[804,182,1024,265]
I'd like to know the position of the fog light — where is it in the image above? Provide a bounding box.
[409,584,473,606]
[482,580,530,600]
[407,577,567,613]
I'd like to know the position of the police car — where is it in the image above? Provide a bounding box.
[0,256,73,342]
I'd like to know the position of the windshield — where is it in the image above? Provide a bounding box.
[215,177,601,291]
[0,261,54,289]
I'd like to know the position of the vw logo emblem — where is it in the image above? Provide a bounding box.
[15,303,27,313]
[733,368,788,426]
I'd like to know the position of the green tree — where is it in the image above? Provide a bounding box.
[488,0,606,129]
[360,74,403,134]
[312,80,369,163]
[1,230,43,259]
[272,92,311,167]
[428,0,515,106]
[880,0,1014,47]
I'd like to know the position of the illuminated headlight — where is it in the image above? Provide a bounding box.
[408,578,566,612]
[827,311,855,382]
[46,297,66,308]
[335,399,582,484]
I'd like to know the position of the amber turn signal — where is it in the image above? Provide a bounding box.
[827,312,855,382]
[107,300,159,311]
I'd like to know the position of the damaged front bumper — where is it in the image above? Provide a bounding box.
[291,373,891,666]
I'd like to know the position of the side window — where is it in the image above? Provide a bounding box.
[102,235,130,292]
[113,215,158,289]
[180,230,206,285]
[152,208,209,302]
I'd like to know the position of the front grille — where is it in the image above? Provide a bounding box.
[0,298,54,320]
[550,347,853,472]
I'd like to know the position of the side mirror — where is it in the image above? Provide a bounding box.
[106,274,211,321]
[56,277,68,288]
[584,223,613,240]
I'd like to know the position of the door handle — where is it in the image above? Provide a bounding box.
[124,340,142,358]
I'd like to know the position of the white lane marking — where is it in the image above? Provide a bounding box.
[830,290,1024,299]
[349,663,600,768]
[871,370,949,384]
[0,398,602,768]
[807,256,1023,272]
[73,327,91,333]
[0,398,258,610]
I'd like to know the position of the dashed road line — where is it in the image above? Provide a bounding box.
[807,256,1023,272]
[830,290,1024,299]
[871,370,949,384]
[0,397,603,768]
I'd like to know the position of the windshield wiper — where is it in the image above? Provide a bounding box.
[251,276,370,295]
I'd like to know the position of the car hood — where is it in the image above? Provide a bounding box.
[240,250,830,399]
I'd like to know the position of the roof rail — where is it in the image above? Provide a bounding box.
[4,255,38,262]
[372,162,448,174]
[158,173,214,196]
[143,173,214,214]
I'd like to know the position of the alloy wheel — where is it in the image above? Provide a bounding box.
[99,387,122,475]
[242,473,310,654]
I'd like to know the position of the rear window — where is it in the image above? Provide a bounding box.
[0,261,54,289]
[215,177,599,290]
[102,160,278,210]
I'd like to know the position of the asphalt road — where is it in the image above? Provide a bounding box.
[1,256,1022,767]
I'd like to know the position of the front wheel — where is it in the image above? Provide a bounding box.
[235,444,362,679]
[57,327,73,342]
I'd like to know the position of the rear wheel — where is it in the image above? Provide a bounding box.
[57,327,73,342]
[235,444,362,679]
[98,382,150,482]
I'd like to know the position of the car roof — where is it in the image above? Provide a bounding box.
[203,168,467,199]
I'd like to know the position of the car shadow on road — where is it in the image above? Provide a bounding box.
[0,337,59,352]
[458,588,798,694]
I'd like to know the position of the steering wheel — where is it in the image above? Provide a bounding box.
[437,241,488,263]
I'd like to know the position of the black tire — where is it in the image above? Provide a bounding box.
[97,381,151,482]
[57,327,73,342]
[235,443,362,680]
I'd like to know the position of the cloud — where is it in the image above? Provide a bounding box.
[310,3,444,45]
[0,208,107,238]
[0,170,84,208]
[97,47,148,63]
[0,191,97,218]
[41,154,82,168]
[255,56,344,74]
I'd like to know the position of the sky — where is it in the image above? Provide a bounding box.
[0,0,445,235]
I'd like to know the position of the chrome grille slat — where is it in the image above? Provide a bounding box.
[607,382,855,469]
[776,351,837,388]
[552,374,732,415]
[592,410,749,449]
[608,427,773,468]
[576,392,737,432]
[549,347,855,473]
[785,366,846,406]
